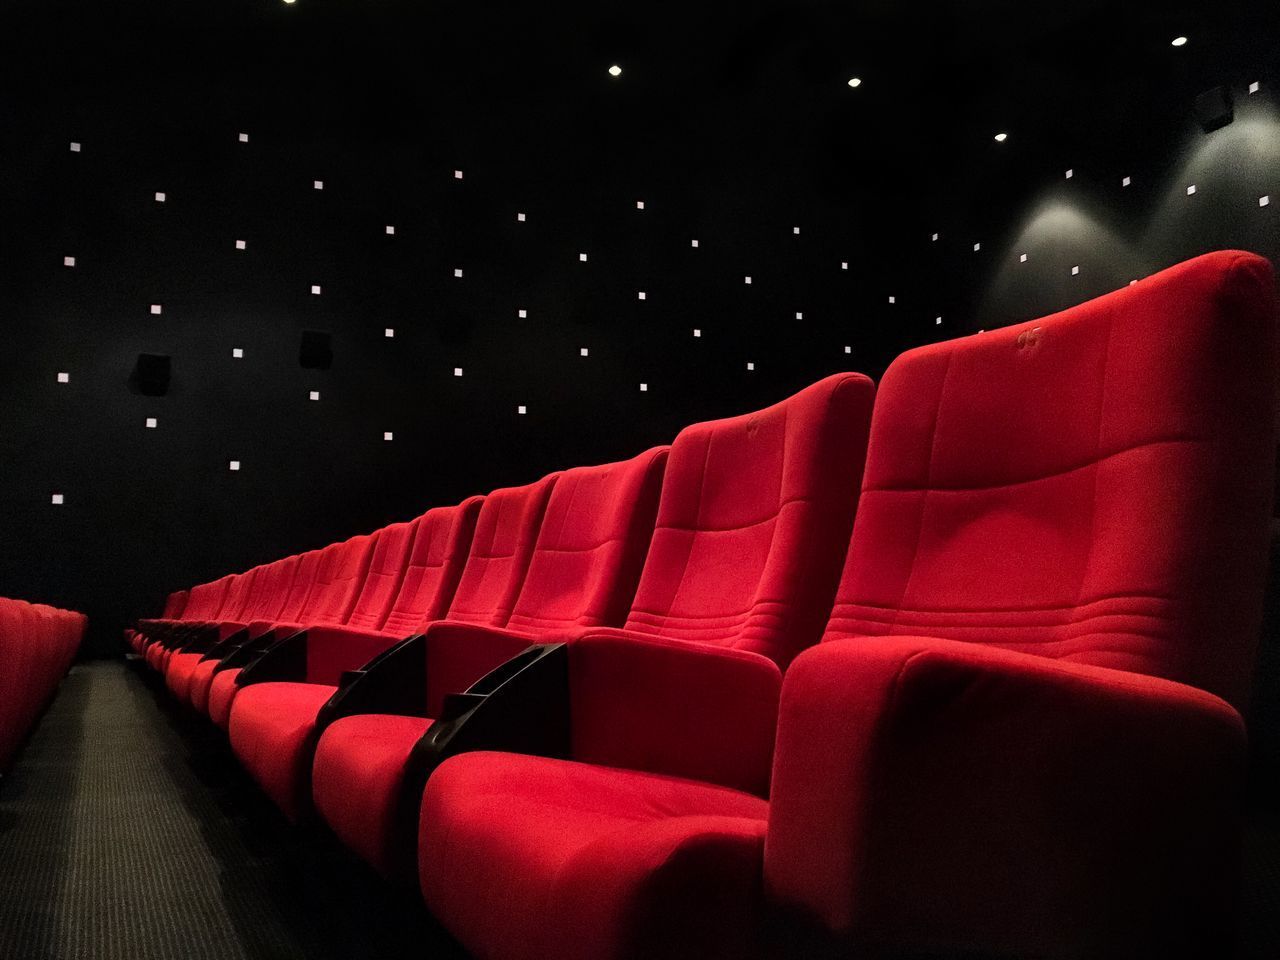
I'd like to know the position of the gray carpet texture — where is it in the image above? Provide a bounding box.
[0,659,464,960]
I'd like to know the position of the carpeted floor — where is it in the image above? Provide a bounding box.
[0,659,466,960]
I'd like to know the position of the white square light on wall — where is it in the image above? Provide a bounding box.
[453,367,463,377]
[691,239,699,248]
[51,493,64,505]
[1020,253,1028,263]
[793,226,800,235]
[888,296,895,304]
[580,348,589,357]
[229,460,241,471]
[844,345,852,354]
[638,291,646,300]
[57,372,70,383]
[1122,176,1131,187]
[309,390,320,401]
[517,405,527,415]
[1250,81,1260,94]
[385,225,395,235]
[517,212,526,222]
[454,169,464,179]
[579,253,588,262]
[1187,184,1196,195]
[1261,196,1271,207]
[145,417,157,429]
[314,180,324,190]
[453,268,463,278]
[69,142,81,152]
[636,201,645,210]
[64,256,75,267]
[639,382,648,392]
[311,284,321,295]
[973,242,981,252]
[935,316,942,325]
[841,261,848,270]
[155,191,166,202]
[235,239,246,250]
[384,328,395,338]
[238,132,249,143]
[1065,169,1073,179]
[931,233,939,241]
[693,328,702,338]
[1071,265,1080,276]
[232,347,244,358]
[796,311,804,320]
[744,276,752,284]
[384,431,394,441]
[150,304,162,315]
[746,362,755,371]
[518,309,527,318]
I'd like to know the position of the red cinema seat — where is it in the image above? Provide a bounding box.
[141,574,232,670]
[170,556,300,708]
[417,371,874,959]
[208,536,375,730]
[313,448,668,874]
[227,491,518,820]
[424,251,1274,960]
[154,569,258,675]
[128,590,185,654]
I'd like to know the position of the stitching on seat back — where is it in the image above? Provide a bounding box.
[379,497,484,636]
[825,251,1278,709]
[623,373,874,669]
[506,448,668,634]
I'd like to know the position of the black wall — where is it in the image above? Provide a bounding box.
[1,0,1278,663]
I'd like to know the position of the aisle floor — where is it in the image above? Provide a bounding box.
[0,659,465,960]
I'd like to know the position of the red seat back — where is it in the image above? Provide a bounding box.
[235,556,299,624]
[506,448,668,633]
[379,498,484,636]
[825,251,1278,710]
[346,519,421,632]
[295,535,377,628]
[182,575,234,621]
[622,373,875,669]
[273,550,325,624]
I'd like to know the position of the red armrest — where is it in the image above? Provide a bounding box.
[764,636,1247,958]
[567,629,783,796]
[304,624,404,685]
[423,622,544,716]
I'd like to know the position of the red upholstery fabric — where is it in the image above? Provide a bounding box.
[440,477,558,628]
[379,499,483,636]
[207,667,243,729]
[217,556,299,634]
[826,250,1277,711]
[266,549,324,626]
[304,624,414,686]
[165,651,205,703]
[622,373,874,670]
[422,622,544,718]
[295,535,377,627]
[228,682,340,821]
[311,714,434,876]
[344,519,420,632]
[188,656,220,714]
[161,590,188,619]
[0,598,85,770]
[215,568,260,624]
[505,448,668,633]
[421,753,769,960]
[566,632,781,796]
[764,636,1247,957]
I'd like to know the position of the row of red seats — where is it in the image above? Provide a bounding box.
[0,597,86,771]
[130,250,1278,958]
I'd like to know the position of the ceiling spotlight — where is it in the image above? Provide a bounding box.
[847,77,862,88]
[608,65,622,77]
[1171,36,1188,47]
[994,132,1008,142]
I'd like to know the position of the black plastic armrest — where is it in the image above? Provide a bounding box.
[197,628,250,662]
[315,634,429,732]
[214,630,279,671]
[235,629,309,686]
[403,642,570,795]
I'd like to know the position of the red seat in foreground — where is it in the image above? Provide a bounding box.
[419,252,1277,960]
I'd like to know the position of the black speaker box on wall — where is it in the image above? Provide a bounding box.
[130,354,171,396]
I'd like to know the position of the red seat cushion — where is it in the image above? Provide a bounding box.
[207,667,243,728]
[228,682,339,821]
[420,752,769,960]
[164,651,204,705]
[312,714,435,877]
[188,657,220,713]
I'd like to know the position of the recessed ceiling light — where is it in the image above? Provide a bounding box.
[847,77,862,88]
[1171,36,1188,47]
[994,132,1008,142]
[608,65,622,77]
